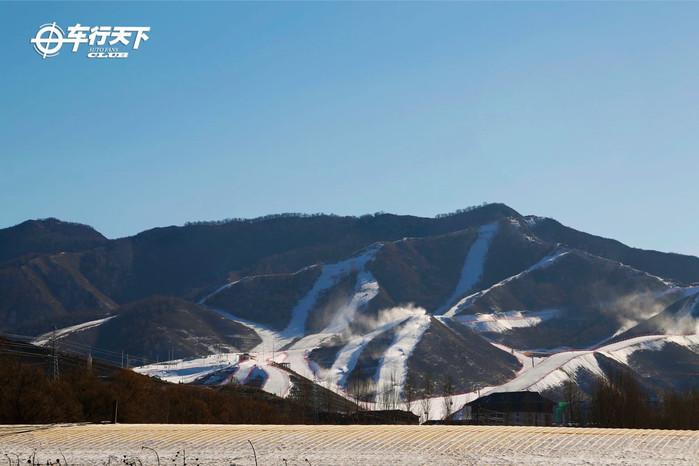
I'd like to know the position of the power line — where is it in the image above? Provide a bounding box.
[51,325,59,381]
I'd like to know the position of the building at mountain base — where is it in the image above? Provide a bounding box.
[463,391,556,426]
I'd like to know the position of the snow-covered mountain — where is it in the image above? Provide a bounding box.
[2,204,699,419]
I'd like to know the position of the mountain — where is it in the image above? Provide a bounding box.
[35,296,262,366]
[0,204,519,334]
[0,218,107,265]
[527,216,699,285]
[0,249,117,335]
[1,204,698,419]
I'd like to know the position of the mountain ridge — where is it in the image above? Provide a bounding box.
[2,204,698,418]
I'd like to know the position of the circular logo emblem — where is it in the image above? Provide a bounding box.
[30,23,65,58]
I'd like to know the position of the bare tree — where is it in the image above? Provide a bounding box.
[590,368,649,428]
[346,378,374,412]
[404,374,416,414]
[382,371,398,410]
[421,374,433,422]
[442,375,455,420]
[379,377,396,411]
[563,377,583,426]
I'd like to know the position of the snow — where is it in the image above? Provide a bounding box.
[207,307,292,354]
[135,318,699,424]
[568,248,677,289]
[373,312,431,405]
[33,316,117,346]
[283,269,381,354]
[491,351,605,394]
[328,316,411,387]
[318,267,381,335]
[136,309,433,406]
[136,350,292,397]
[443,247,571,317]
[136,352,240,384]
[422,331,699,420]
[3,424,698,466]
[200,243,382,347]
[178,244,385,400]
[139,246,385,400]
[136,239,699,418]
[284,348,319,381]
[198,265,320,305]
[475,333,699,398]
[671,293,699,333]
[679,285,699,298]
[456,309,560,333]
[601,334,699,366]
[437,222,498,315]
[508,217,539,243]
[282,243,382,338]
[523,215,550,228]
[656,284,699,301]
[232,359,254,382]
[444,245,675,321]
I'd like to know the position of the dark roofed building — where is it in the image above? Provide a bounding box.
[465,391,555,426]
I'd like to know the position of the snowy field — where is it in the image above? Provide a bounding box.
[1,424,698,465]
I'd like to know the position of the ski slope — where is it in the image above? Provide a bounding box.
[456,309,560,333]
[374,312,431,406]
[134,239,699,420]
[136,325,699,421]
[452,333,699,414]
[33,316,116,346]
[436,222,498,315]
[328,315,411,386]
[443,247,571,317]
[282,243,382,338]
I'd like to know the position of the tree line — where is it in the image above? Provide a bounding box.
[587,369,699,430]
[559,369,699,430]
[0,355,313,424]
[0,354,418,425]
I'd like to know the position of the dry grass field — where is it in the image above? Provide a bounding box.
[1,424,698,465]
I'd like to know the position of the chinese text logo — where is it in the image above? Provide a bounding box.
[31,22,150,59]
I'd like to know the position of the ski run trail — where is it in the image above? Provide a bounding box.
[436,221,499,315]
[33,316,116,346]
[442,246,571,318]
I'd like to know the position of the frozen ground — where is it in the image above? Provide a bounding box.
[1,424,697,465]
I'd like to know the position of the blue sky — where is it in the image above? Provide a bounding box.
[1,2,698,256]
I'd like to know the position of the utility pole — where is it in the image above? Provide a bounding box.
[51,325,59,381]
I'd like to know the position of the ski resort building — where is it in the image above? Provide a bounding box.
[465,391,555,426]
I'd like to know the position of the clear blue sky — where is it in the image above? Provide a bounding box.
[2,2,698,256]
